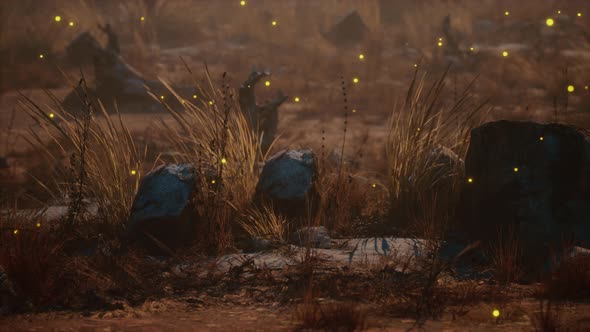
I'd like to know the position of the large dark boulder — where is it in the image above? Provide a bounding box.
[323,11,369,47]
[125,163,198,253]
[254,149,319,222]
[458,120,590,255]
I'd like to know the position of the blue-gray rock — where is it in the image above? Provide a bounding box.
[458,120,590,264]
[125,163,198,253]
[293,226,331,249]
[255,149,319,221]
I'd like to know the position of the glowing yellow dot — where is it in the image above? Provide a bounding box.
[438,37,443,41]
[372,183,376,188]
[140,16,145,22]
[504,11,510,16]
[193,94,198,99]
[567,85,575,93]
[513,167,519,173]
[578,13,582,17]
[69,21,74,27]
[240,0,246,6]
[557,10,561,14]
[54,16,62,22]
[359,53,365,60]
[294,97,300,102]
[539,136,544,141]
[417,127,421,132]
[221,158,227,164]
[352,109,357,113]
[502,51,509,57]
[271,20,277,26]
[492,309,500,318]
[546,18,554,27]
[353,77,359,84]
[585,86,588,90]
[437,41,443,47]
[131,170,137,175]
[211,179,216,184]
[467,178,474,183]
[39,54,44,59]
[209,101,214,105]
[160,95,165,100]
[265,80,271,87]
[13,229,18,235]
[36,223,41,228]
[49,113,55,118]
[470,47,475,52]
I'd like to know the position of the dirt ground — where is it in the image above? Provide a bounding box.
[2,300,590,331]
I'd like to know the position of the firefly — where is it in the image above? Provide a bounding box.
[470,47,475,52]
[265,80,271,87]
[271,20,277,26]
[546,18,554,27]
[502,51,509,57]
[211,179,216,184]
[160,95,165,100]
[492,309,500,318]
[69,21,74,27]
[13,229,18,235]
[437,41,443,47]
[221,158,227,164]
[359,53,365,60]
[131,170,137,175]
[557,10,561,14]
[294,97,300,102]
[372,183,376,188]
[539,136,544,141]
[585,86,588,90]
[513,167,519,173]
[504,11,510,16]
[54,15,62,22]
[567,85,575,93]
[39,54,44,59]
[140,16,145,22]
[352,109,357,113]
[49,113,55,119]
[353,77,359,84]
[467,178,474,183]
[209,101,214,105]
[36,223,41,228]
[240,0,246,6]
[578,13,582,17]
[193,94,198,99]
[413,63,418,68]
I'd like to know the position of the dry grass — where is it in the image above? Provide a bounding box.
[385,68,488,230]
[295,296,368,332]
[20,84,144,230]
[486,226,524,285]
[0,207,65,307]
[236,203,289,246]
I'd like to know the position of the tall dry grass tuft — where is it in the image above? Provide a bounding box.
[236,203,289,247]
[157,67,267,252]
[385,67,489,231]
[487,226,523,285]
[19,80,144,232]
[0,207,65,307]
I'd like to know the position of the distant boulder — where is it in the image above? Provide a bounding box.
[458,120,590,256]
[255,149,319,222]
[323,11,368,47]
[125,163,198,253]
[0,157,9,169]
